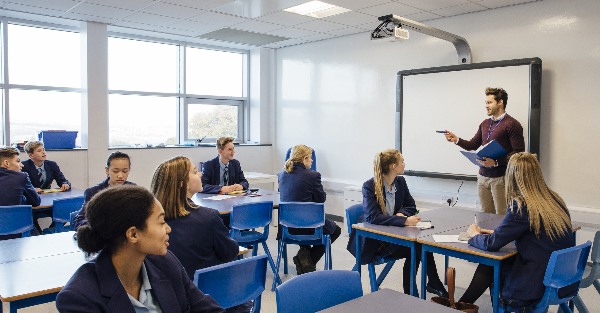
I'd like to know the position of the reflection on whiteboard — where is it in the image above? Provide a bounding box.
[397,59,541,179]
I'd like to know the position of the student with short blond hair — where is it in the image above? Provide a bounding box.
[201,137,249,194]
[22,140,71,192]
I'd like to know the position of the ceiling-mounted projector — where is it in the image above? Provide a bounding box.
[371,16,409,41]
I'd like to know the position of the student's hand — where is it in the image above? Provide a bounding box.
[444,131,458,143]
[35,188,44,194]
[405,215,421,226]
[396,212,406,217]
[477,157,496,168]
[467,223,482,237]
[480,228,494,234]
[60,184,70,191]
[231,184,243,191]
[220,185,235,194]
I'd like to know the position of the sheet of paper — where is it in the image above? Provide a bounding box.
[407,221,433,229]
[42,188,63,193]
[204,195,236,200]
[432,235,466,243]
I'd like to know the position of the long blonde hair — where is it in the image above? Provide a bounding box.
[151,156,198,219]
[285,145,312,173]
[505,152,571,240]
[373,149,402,214]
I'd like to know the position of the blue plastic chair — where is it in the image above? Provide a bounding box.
[572,231,600,313]
[0,205,34,238]
[276,270,363,313]
[229,201,282,286]
[346,204,397,292]
[500,241,592,313]
[194,255,268,313]
[285,147,317,171]
[273,202,332,291]
[47,196,84,233]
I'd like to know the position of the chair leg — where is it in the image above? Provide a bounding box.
[558,303,573,313]
[283,243,288,275]
[272,240,284,291]
[444,255,449,285]
[593,280,600,293]
[368,263,378,292]
[261,241,282,285]
[572,295,590,313]
[253,295,262,313]
[376,261,395,289]
[252,245,259,257]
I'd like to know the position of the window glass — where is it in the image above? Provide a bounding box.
[187,102,239,140]
[9,89,81,145]
[108,37,178,93]
[8,24,80,88]
[109,94,177,147]
[186,48,243,97]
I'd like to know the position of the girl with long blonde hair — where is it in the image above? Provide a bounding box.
[460,152,575,307]
[347,149,447,296]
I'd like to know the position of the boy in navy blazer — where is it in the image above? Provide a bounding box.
[21,141,71,192]
[201,137,249,194]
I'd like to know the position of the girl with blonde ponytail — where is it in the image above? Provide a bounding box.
[278,144,342,275]
[459,152,575,306]
[347,149,447,297]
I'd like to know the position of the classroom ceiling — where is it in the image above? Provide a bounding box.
[0,0,540,48]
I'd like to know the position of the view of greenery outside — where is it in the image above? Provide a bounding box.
[188,104,238,139]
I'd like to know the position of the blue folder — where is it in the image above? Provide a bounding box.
[460,139,507,167]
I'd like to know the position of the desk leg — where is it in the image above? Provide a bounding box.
[421,247,427,299]
[493,263,501,313]
[355,232,361,276]
[409,243,416,297]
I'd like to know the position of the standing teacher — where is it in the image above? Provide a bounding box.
[444,87,525,214]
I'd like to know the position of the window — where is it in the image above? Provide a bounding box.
[4,23,81,146]
[186,100,242,141]
[186,47,244,97]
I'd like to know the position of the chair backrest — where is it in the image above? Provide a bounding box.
[0,205,34,237]
[276,270,363,313]
[230,201,273,230]
[345,203,364,235]
[591,231,600,264]
[53,196,85,223]
[544,241,591,289]
[279,202,325,229]
[285,147,317,171]
[194,255,268,310]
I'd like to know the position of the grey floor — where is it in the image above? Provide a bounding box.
[22,220,600,313]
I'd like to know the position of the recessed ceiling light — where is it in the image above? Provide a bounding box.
[284,1,350,19]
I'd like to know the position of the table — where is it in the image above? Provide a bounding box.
[353,208,497,296]
[0,232,86,313]
[317,288,460,313]
[245,172,278,191]
[36,188,85,209]
[191,189,279,214]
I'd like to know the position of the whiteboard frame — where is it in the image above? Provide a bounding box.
[396,58,542,181]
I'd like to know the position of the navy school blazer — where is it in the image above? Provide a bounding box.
[469,203,575,303]
[22,159,71,189]
[346,176,417,264]
[0,168,41,207]
[56,249,225,313]
[200,156,249,194]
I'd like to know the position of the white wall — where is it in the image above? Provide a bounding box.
[274,0,600,220]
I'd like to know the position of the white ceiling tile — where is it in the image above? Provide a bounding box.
[85,0,154,11]
[403,11,444,22]
[326,25,367,36]
[2,2,66,17]
[322,11,377,26]
[325,0,393,11]
[296,19,347,33]
[266,26,318,38]
[187,11,249,27]
[123,12,181,27]
[298,32,337,42]
[162,0,233,10]
[262,37,307,48]
[255,11,315,27]
[210,0,307,18]
[62,11,117,24]
[141,2,205,19]
[70,3,133,19]
[357,2,424,18]
[476,0,537,9]
[3,0,79,12]
[394,0,471,11]
[231,20,282,33]
[431,3,487,17]
[169,20,223,35]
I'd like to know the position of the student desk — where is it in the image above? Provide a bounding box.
[352,208,500,297]
[0,232,86,313]
[418,216,513,313]
[191,189,279,214]
[244,172,278,191]
[36,188,85,209]
[317,288,460,313]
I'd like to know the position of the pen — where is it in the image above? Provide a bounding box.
[420,220,431,223]
[474,214,478,225]
[435,130,447,133]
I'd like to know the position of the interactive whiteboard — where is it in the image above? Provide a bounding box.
[396,58,541,180]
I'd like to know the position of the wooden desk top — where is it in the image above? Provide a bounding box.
[317,288,461,313]
[0,231,80,264]
[37,188,85,209]
[191,189,279,214]
[0,251,87,302]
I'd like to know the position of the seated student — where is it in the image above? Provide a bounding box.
[201,137,249,194]
[22,141,71,192]
[278,144,342,274]
[56,185,225,313]
[458,152,575,309]
[0,146,41,239]
[72,151,134,230]
[151,156,249,313]
[347,149,447,297]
